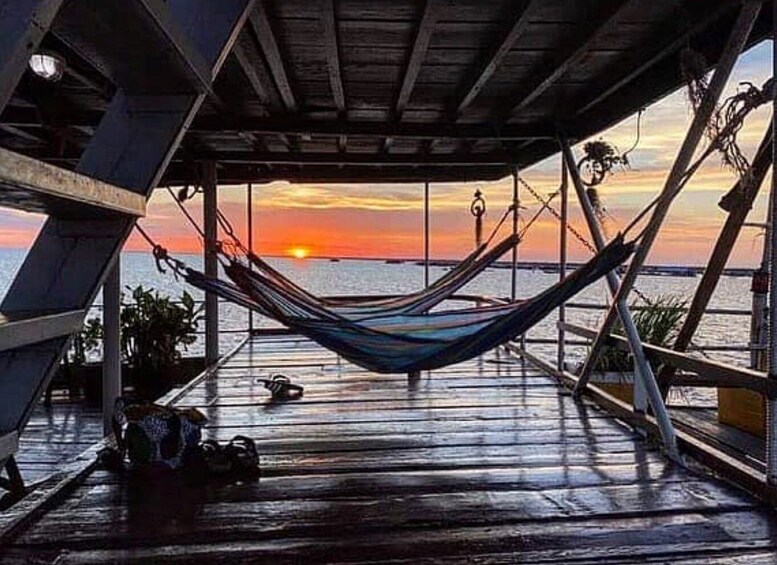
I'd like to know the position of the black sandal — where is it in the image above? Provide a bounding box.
[259,374,304,401]
[200,439,232,475]
[224,435,260,474]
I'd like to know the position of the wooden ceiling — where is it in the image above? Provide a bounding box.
[0,0,772,185]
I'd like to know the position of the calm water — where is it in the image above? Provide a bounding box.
[0,248,755,406]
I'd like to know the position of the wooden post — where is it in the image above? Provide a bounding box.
[753,187,771,371]
[510,167,519,301]
[102,258,121,435]
[203,162,219,365]
[560,138,677,459]
[557,156,568,371]
[247,182,254,334]
[424,181,430,288]
[659,124,773,393]
[768,0,777,484]
[576,1,761,393]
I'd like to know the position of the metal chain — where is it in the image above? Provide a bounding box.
[519,174,710,357]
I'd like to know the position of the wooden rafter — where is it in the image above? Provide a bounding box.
[454,0,539,117]
[383,0,440,153]
[498,0,633,123]
[320,0,346,152]
[248,0,297,113]
[570,0,737,120]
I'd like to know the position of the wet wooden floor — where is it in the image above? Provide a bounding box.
[13,403,102,486]
[4,334,777,563]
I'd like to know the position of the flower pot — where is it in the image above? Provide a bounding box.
[589,371,635,404]
[718,388,765,438]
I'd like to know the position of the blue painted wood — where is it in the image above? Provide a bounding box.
[0,0,253,439]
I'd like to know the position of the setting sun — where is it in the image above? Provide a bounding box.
[289,247,310,259]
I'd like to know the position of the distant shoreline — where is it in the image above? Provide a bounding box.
[114,249,754,277]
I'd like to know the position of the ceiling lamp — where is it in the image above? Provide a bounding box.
[28,52,65,82]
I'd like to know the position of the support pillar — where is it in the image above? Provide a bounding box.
[424,181,430,288]
[203,162,219,365]
[247,182,254,334]
[557,157,568,371]
[767,0,777,484]
[102,259,121,435]
[510,167,519,301]
[560,138,678,460]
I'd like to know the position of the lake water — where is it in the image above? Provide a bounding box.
[0,248,756,407]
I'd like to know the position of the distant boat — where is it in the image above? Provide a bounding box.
[385,259,403,264]
[329,258,340,262]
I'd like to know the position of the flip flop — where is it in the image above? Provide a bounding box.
[259,374,304,401]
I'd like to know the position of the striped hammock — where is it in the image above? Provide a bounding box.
[215,236,634,373]
[242,233,520,318]
[185,233,520,321]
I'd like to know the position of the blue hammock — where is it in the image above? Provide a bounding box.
[214,236,634,373]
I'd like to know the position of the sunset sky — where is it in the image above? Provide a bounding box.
[1,42,774,267]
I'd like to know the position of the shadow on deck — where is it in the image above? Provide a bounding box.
[3,334,777,563]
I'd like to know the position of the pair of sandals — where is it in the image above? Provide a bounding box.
[200,435,259,477]
[258,374,304,401]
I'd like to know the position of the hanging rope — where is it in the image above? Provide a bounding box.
[133,223,187,279]
[165,186,206,241]
[708,79,775,183]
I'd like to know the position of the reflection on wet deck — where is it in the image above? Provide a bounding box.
[4,334,777,563]
[15,403,102,484]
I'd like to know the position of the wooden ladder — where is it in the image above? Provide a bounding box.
[0,0,253,495]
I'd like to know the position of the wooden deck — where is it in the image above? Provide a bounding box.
[4,334,777,563]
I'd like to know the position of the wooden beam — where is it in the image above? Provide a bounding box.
[572,1,738,118]
[248,1,297,112]
[500,0,633,121]
[0,146,146,217]
[162,163,511,185]
[190,116,554,140]
[232,41,272,108]
[560,322,777,398]
[384,0,440,152]
[659,124,773,393]
[319,0,346,152]
[455,0,538,116]
[1,107,555,140]
[189,150,518,166]
[396,0,438,117]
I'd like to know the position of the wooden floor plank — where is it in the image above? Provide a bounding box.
[4,335,777,563]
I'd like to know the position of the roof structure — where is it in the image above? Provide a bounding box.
[0,0,772,185]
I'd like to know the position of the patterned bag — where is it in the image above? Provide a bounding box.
[112,397,207,470]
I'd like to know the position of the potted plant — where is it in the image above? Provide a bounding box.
[121,285,203,399]
[588,294,686,403]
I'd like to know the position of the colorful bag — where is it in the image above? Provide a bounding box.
[112,397,207,470]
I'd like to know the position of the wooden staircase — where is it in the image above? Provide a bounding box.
[0,0,252,496]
